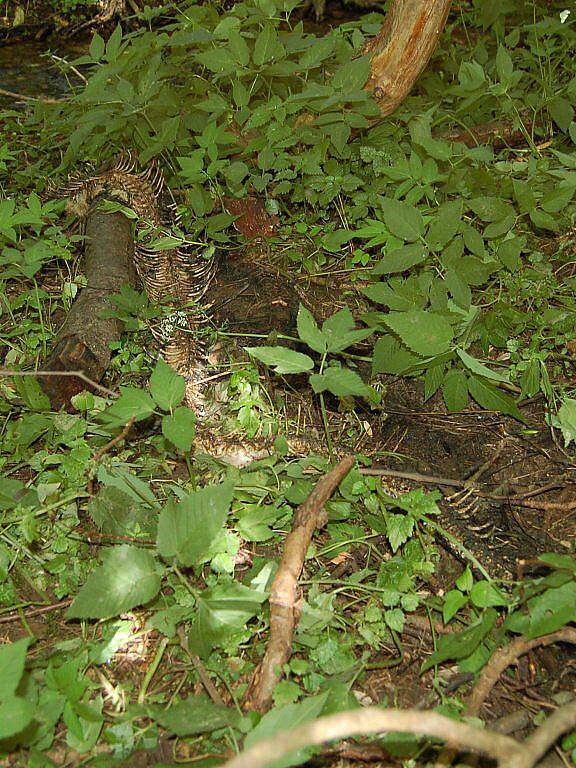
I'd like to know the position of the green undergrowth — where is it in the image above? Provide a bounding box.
[1,0,576,765]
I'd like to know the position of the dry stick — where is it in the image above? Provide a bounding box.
[221,707,524,768]
[0,369,118,399]
[465,628,576,718]
[177,626,225,708]
[92,416,135,463]
[0,598,73,625]
[360,467,466,489]
[0,87,62,104]
[244,455,356,713]
[512,700,576,768]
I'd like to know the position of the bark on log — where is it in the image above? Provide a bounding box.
[365,0,453,116]
[40,209,137,409]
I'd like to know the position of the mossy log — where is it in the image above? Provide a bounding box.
[40,209,137,409]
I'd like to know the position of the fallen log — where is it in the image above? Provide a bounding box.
[40,208,137,409]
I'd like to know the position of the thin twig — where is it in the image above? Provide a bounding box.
[177,627,225,707]
[0,369,118,399]
[0,87,63,104]
[360,467,466,489]
[0,598,73,625]
[92,416,135,463]
[244,456,356,712]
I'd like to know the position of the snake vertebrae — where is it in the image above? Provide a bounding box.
[59,154,217,408]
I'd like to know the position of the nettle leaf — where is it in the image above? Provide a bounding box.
[244,693,328,768]
[103,387,156,425]
[157,481,234,568]
[384,310,453,356]
[0,637,30,698]
[253,25,280,66]
[0,697,34,741]
[468,196,514,222]
[331,55,371,91]
[151,695,240,737]
[310,367,371,399]
[246,346,314,375]
[456,349,509,384]
[549,96,574,133]
[372,243,428,274]
[421,608,497,672]
[300,36,336,68]
[386,513,414,553]
[297,304,326,353]
[162,406,196,453]
[372,335,423,376]
[196,48,237,74]
[426,200,462,249]
[322,307,372,353]
[442,369,469,412]
[150,358,186,411]
[468,376,524,421]
[67,546,163,620]
[380,199,424,242]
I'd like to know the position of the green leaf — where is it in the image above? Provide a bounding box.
[468,196,513,222]
[505,581,576,638]
[456,349,509,383]
[384,310,453,356]
[331,56,371,91]
[386,513,414,553]
[443,590,468,624]
[157,481,234,567]
[150,359,186,411]
[14,375,51,412]
[0,697,34,740]
[67,546,162,620]
[228,31,250,66]
[549,96,574,132]
[442,369,468,411]
[470,581,508,608]
[103,387,156,425]
[162,406,196,453]
[151,695,239,736]
[244,694,328,768]
[0,637,30,698]
[322,307,372,353]
[372,243,428,274]
[88,487,157,538]
[530,209,559,231]
[297,305,326,353]
[310,368,371,398]
[421,608,497,672]
[246,346,315,375]
[372,335,423,376]
[426,201,462,249]
[468,376,524,421]
[89,32,105,61]
[554,398,576,447]
[253,25,279,66]
[380,199,424,242]
[424,364,444,401]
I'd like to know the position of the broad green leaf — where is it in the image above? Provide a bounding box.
[384,310,453,356]
[157,481,234,567]
[549,96,574,132]
[321,229,354,253]
[151,695,239,737]
[244,694,328,768]
[470,581,508,608]
[331,56,371,91]
[554,398,576,447]
[541,185,575,214]
[0,697,34,740]
[300,36,336,68]
[496,45,513,82]
[89,32,105,61]
[310,368,371,398]
[322,307,372,353]
[380,199,424,242]
[372,243,427,274]
[456,349,509,383]
[67,546,162,620]
[538,553,576,573]
[424,364,444,401]
[530,209,559,231]
[421,608,497,672]
[468,196,513,222]
[505,581,576,638]
[103,387,156,425]
[386,513,414,553]
[442,369,468,412]
[0,637,30,698]
[14,376,50,412]
[88,487,157,538]
[228,31,250,66]
[426,201,462,249]
[162,406,196,453]
[496,237,523,271]
[468,376,524,421]
[444,267,471,309]
[150,359,186,411]
[443,590,468,624]
[196,48,237,74]
[0,477,25,510]
[372,335,422,376]
[246,346,314,375]
[253,25,278,66]
[297,305,326,353]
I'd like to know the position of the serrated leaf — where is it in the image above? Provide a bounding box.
[372,335,422,376]
[162,406,196,453]
[424,365,444,401]
[310,368,371,398]
[380,199,424,242]
[0,637,30,697]
[246,346,314,375]
[102,387,156,425]
[443,590,468,624]
[549,96,574,132]
[372,243,427,274]
[456,349,509,383]
[554,398,576,447]
[470,581,508,608]
[468,196,513,222]
[386,513,414,553]
[157,481,234,567]
[426,201,462,249]
[14,376,50,412]
[150,359,186,411]
[384,310,453,356]
[89,32,105,61]
[297,305,326,353]
[0,697,34,740]
[442,369,468,411]
[322,307,372,353]
[468,376,524,421]
[421,608,497,672]
[331,56,371,91]
[151,695,239,736]
[253,25,278,66]
[67,546,162,620]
